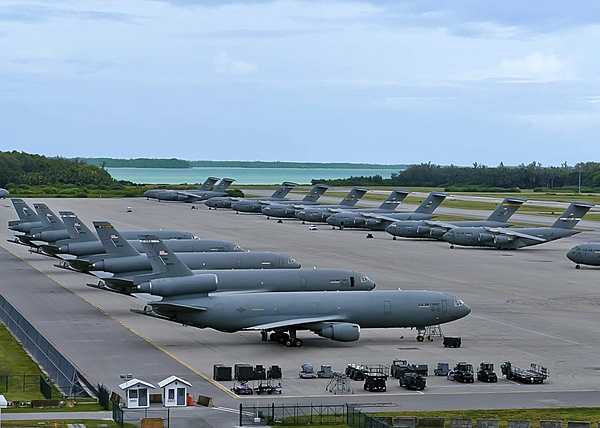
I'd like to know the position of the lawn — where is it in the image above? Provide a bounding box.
[0,323,50,401]
[276,407,600,428]
[0,420,135,428]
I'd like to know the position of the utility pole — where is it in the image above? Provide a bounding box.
[578,170,582,194]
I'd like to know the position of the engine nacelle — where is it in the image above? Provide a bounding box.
[139,275,218,296]
[477,232,495,243]
[493,235,514,245]
[315,322,360,342]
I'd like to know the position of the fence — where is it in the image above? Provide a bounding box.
[239,403,347,426]
[113,405,171,428]
[0,294,93,398]
[0,374,54,399]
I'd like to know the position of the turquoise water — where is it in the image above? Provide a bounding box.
[106,167,402,185]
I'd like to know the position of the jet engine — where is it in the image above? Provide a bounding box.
[477,232,495,243]
[493,235,514,246]
[138,274,218,297]
[315,322,360,342]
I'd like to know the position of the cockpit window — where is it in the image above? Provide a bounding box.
[417,303,431,308]
[454,299,465,307]
[360,274,370,283]
[288,257,297,264]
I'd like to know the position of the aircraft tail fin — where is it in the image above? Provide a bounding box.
[301,184,328,202]
[414,192,447,214]
[270,182,297,200]
[378,189,410,210]
[199,177,219,191]
[339,187,368,207]
[32,203,64,230]
[11,199,39,222]
[59,211,97,242]
[139,234,194,276]
[213,178,235,192]
[93,221,140,257]
[486,198,526,223]
[552,202,594,229]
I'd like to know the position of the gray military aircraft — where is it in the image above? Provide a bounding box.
[133,288,470,346]
[92,235,376,293]
[385,198,526,240]
[287,187,369,223]
[68,220,301,274]
[325,190,410,229]
[8,199,44,233]
[0,188,8,198]
[262,187,367,218]
[357,192,448,231]
[40,215,240,257]
[145,178,235,203]
[143,177,218,200]
[206,182,297,211]
[260,184,329,218]
[567,243,600,268]
[442,202,593,249]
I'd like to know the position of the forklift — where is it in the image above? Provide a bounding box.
[448,362,475,383]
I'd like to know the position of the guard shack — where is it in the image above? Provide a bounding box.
[118,378,155,409]
[158,376,191,407]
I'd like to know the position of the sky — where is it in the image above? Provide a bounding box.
[1,0,599,165]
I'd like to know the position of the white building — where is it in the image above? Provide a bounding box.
[118,378,155,409]
[157,376,192,407]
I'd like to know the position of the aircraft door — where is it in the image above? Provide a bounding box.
[384,300,391,315]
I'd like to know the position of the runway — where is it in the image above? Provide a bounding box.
[1,197,600,412]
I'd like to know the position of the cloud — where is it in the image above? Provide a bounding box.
[214,52,257,75]
[0,3,134,23]
[461,52,575,83]
[518,111,600,133]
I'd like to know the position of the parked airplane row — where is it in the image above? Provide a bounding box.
[6,199,471,346]
[166,180,595,252]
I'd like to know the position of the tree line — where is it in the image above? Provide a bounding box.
[0,151,115,187]
[313,162,600,190]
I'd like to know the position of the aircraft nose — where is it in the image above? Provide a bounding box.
[566,246,579,262]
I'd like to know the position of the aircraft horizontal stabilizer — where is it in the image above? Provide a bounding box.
[244,315,343,331]
[484,227,547,242]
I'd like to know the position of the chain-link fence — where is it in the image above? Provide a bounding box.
[0,294,92,398]
[239,403,347,426]
[0,374,54,398]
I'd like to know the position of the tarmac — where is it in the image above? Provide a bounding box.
[1,197,600,415]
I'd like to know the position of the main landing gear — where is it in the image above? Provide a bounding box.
[575,264,581,269]
[266,330,303,347]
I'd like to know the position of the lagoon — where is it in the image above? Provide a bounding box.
[106,166,402,185]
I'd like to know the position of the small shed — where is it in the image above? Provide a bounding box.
[118,378,155,409]
[157,376,192,407]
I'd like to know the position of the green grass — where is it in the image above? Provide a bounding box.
[375,407,600,428]
[4,402,104,413]
[277,407,600,428]
[0,420,135,428]
[0,324,53,401]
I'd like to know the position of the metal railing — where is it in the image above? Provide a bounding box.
[239,403,347,426]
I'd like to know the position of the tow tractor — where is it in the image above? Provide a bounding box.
[398,372,426,391]
[447,362,475,383]
[363,372,387,392]
[477,362,498,383]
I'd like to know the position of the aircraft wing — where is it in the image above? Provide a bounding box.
[361,213,400,222]
[424,220,457,230]
[244,315,344,331]
[484,227,547,242]
[328,208,351,213]
[175,191,205,199]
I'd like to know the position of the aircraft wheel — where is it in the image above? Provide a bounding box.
[302,221,305,224]
[278,333,289,344]
[277,219,283,224]
[449,245,455,249]
[575,264,581,269]
[416,335,424,342]
[284,338,295,347]
[392,236,397,241]
[294,339,303,347]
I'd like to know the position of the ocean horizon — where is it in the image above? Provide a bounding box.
[106,166,403,185]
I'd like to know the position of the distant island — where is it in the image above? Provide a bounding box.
[81,157,408,170]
